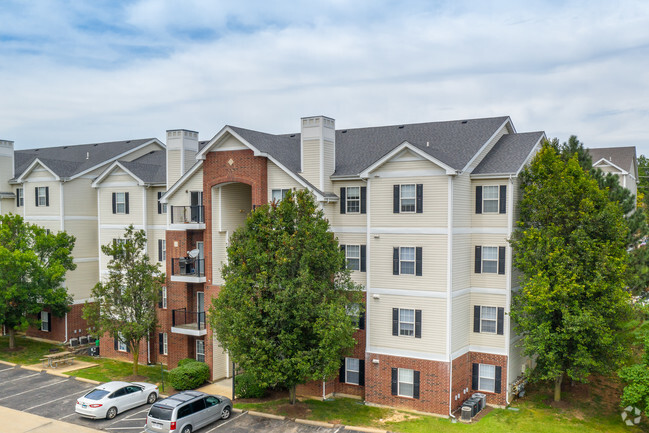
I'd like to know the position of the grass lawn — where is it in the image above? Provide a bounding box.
[0,335,63,365]
[65,355,171,390]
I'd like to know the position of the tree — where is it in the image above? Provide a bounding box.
[619,336,649,414]
[83,225,163,375]
[209,190,363,404]
[0,214,75,349]
[510,143,632,402]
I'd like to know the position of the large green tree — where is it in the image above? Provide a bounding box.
[0,214,75,349]
[510,143,632,402]
[209,189,363,404]
[84,225,163,375]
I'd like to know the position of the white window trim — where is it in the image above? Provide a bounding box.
[196,340,205,362]
[345,245,360,271]
[115,192,126,214]
[160,240,166,262]
[346,186,361,214]
[345,357,360,385]
[482,246,498,274]
[347,303,361,329]
[40,311,49,332]
[17,188,23,207]
[271,188,290,202]
[399,308,415,337]
[482,185,499,214]
[399,246,415,275]
[398,368,415,398]
[37,187,47,207]
[478,363,496,393]
[163,333,168,355]
[400,184,416,213]
[117,332,127,352]
[162,286,167,309]
[480,306,497,334]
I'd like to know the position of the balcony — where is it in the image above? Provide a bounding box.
[170,258,206,283]
[171,309,207,336]
[170,205,205,230]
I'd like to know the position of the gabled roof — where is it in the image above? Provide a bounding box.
[92,150,167,187]
[14,138,163,181]
[472,131,546,176]
[588,146,638,178]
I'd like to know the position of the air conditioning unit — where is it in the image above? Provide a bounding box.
[461,405,472,421]
[462,398,479,417]
[472,392,486,411]
[79,336,88,345]
[69,338,79,347]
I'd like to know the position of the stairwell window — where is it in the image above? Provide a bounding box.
[158,333,168,355]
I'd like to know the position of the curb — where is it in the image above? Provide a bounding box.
[74,376,102,385]
[247,410,286,420]
[295,418,335,428]
[0,360,16,366]
[20,364,43,372]
[233,408,245,413]
[344,426,388,433]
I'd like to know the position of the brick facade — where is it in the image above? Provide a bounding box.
[468,351,508,406]
[26,303,90,343]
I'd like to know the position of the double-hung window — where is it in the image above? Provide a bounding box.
[36,187,48,207]
[16,188,23,207]
[345,245,360,271]
[117,333,127,352]
[115,192,126,214]
[483,186,499,213]
[479,364,496,392]
[399,247,415,275]
[340,186,366,214]
[400,184,416,213]
[473,305,504,335]
[345,358,360,385]
[271,189,290,202]
[157,191,167,214]
[346,187,360,213]
[391,367,420,398]
[393,308,421,338]
[482,247,498,273]
[480,306,497,333]
[196,340,205,362]
[475,185,506,214]
[158,239,166,262]
[159,333,168,355]
[39,311,50,332]
[346,303,364,329]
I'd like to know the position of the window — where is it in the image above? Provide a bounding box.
[40,311,50,332]
[346,303,364,329]
[35,186,48,207]
[16,188,23,207]
[159,332,168,355]
[157,191,167,214]
[205,396,220,407]
[345,358,360,385]
[393,308,421,338]
[478,364,496,392]
[474,246,506,275]
[177,405,192,419]
[113,238,128,258]
[158,239,166,262]
[196,339,205,362]
[345,245,360,271]
[399,368,414,397]
[346,187,360,213]
[400,247,415,274]
[480,306,497,333]
[162,286,167,309]
[483,186,499,213]
[117,333,127,352]
[473,305,504,335]
[271,189,290,202]
[400,184,416,212]
[115,192,126,214]
[393,184,422,214]
[393,247,422,276]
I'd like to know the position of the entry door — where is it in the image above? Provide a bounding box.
[197,292,205,328]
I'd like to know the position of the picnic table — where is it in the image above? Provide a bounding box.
[40,351,74,369]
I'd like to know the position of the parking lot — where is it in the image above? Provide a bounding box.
[0,363,340,433]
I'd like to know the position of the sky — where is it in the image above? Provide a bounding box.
[1,0,648,155]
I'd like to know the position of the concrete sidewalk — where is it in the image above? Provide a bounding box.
[197,376,233,399]
[0,406,101,433]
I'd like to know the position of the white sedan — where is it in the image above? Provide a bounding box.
[76,381,159,420]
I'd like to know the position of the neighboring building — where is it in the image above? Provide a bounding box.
[588,146,639,206]
[0,138,165,342]
[158,116,545,415]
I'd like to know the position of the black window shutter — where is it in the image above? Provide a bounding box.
[158,191,162,214]
[112,193,116,214]
[472,363,479,390]
[360,245,366,272]
[498,246,506,275]
[339,359,346,383]
[499,185,507,214]
[497,307,505,335]
[16,190,19,207]
[495,366,502,393]
[340,187,346,214]
[413,370,420,399]
[416,184,423,213]
[45,187,49,206]
[34,187,38,206]
[126,341,131,353]
[37,312,41,321]
[125,192,130,214]
[474,305,481,333]
[393,248,399,275]
[475,186,482,214]
[158,288,163,308]
[159,333,164,355]
[114,338,118,351]
[393,185,400,213]
[158,239,163,262]
[475,246,482,273]
[415,310,422,338]
[359,361,365,386]
[340,244,346,254]
[391,368,398,395]
[358,310,365,330]
[415,247,422,276]
[360,187,367,214]
[392,308,399,336]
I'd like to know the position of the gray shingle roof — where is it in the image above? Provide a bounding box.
[119,150,166,184]
[14,138,158,180]
[472,132,545,175]
[587,146,637,174]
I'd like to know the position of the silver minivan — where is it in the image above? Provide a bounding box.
[144,390,231,433]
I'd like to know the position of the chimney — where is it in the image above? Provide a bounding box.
[300,116,335,193]
[166,129,199,189]
[0,140,15,192]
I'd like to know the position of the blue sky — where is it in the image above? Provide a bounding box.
[1,0,649,156]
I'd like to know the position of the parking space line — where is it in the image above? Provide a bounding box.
[123,407,150,419]
[58,412,77,420]
[24,386,93,411]
[0,372,41,384]
[0,378,69,401]
[206,412,242,431]
[104,427,145,430]
[124,417,147,421]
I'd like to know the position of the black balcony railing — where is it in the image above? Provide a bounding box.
[171,258,205,277]
[170,205,204,224]
[172,308,206,330]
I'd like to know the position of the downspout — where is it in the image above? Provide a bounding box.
[147,336,150,364]
[447,174,455,420]
[64,313,68,344]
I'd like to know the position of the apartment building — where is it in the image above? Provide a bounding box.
[0,138,165,342]
[588,146,639,206]
[156,115,546,415]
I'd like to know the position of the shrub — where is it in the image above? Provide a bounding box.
[235,371,267,399]
[178,358,199,367]
[169,361,210,390]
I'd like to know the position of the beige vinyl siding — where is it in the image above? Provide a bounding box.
[0,197,16,216]
[267,161,303,201]
[98,186,143,225]
[147,187,167,226]
[452,293,470,352]
[64,178,97,216]
[99,228,130,271]
[66,261,99,301]
[218,135,248,151]
[0,155,13,192]
[328,181,368,228]
[370,175,447,228]
[184,149,196,173]
[166,150,183,187]
[167,167,203,209]
[466,123,511,172]
[148,229,167,272]
[24,179,61,217]
[452,234,471,291]
[471,234,509,289]
[301,139,320,189]
[470,292,506,348]
[335,233,367,287]
[370,234,446,292]
[65,220,98,258]
[322,139,335,193]
[369,294,446,354]
[452,173,472,228]
[508,340,528,384]
[212,339,229,380]
[471,180,509,228]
